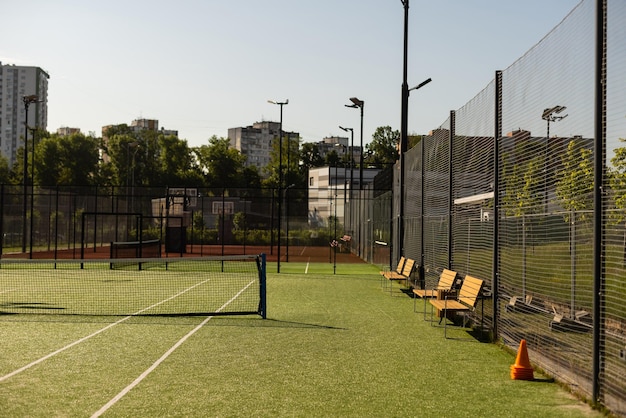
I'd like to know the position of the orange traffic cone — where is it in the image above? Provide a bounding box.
[510,339,534,380]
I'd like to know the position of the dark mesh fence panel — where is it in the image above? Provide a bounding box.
[422,121,451,283]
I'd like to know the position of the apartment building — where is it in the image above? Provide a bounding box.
[0,62,49,166]
[56,127,82,136]
[228,121,299,170]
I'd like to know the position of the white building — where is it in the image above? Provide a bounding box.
[307,166,380,226]
[0,62,49,166]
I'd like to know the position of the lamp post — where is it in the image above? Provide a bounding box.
[339,126,354,238]
[333,165,338,275]
[333,142,349,225]
[28,127,37,258]
[126,141,140,213]
[268,99,288,273]
[22,95,39,254]
[345,97,364,256]
[541,105,568,213]
[285,183,295,262]
[399,77,431,259]
[345,98,364,190]
[338,126,354,195]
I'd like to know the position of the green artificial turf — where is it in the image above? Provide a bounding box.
[0,264,603,417]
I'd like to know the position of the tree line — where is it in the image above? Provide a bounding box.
[0,125,405,191]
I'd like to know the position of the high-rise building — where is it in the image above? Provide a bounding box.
[56,127,82,136]
[0,62,49,166]
[228,121,299,170]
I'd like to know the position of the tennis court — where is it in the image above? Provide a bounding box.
[0,258,601,417]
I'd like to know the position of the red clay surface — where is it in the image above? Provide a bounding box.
[3,244,367,264]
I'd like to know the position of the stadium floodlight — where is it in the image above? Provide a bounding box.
[541,105,568,121]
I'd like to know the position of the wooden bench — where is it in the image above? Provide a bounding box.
[412,268,458,316]
[383,258,415,295]
[429,275,484,338]
[379,256,406,288]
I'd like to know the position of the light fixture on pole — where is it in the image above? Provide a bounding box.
[338,126,354,195]
[399,77,431,259]
[268,99,288,273]
[345,98,364,190]
[22,94,40,255]
[541,105,568,213]
[345,98,364,257]
[285,183,295,262]
[339,126,354,242]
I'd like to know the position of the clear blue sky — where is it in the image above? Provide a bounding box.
[2,0,581,148]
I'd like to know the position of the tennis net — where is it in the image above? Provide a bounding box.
[0,254,266,318]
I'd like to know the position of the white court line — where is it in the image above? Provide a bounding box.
[91,280,255,418]
[0,278,213,383]
[305,258,310,274]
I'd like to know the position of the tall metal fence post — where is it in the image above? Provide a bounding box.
[592,0,606,406]
[419,134,425,286]
[492,70,502,340]
[448,111,455,269]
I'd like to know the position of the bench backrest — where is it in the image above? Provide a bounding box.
[394,256,407,274]
[457,275,484,308]
[401,258,416,277]
[437,269,457,290]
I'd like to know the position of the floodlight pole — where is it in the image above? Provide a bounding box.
[346,97,364,256]
[541,105,568,213]
[400,0,433,265]
[339,125,354,236]
[268,99,288,273]
[22,95,39,255]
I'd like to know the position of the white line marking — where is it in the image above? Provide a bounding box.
[0,278,213,383]
[91,281,255,418]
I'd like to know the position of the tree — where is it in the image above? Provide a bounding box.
[500,136,545,217]
[241,165,262,191]
[300,142,324,169]
[407,133,422,150]
[195,136,246,189]
[104,132,141,186]
[263,135,303,189]
[0,153,11,184]
[156,134,202,187]
[609,138,626,224]
[556,139,594,221]
[365,126,399,168]
[34,132,100,188]
[324,149,341,167]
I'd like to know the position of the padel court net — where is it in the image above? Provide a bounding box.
[0,254,266,318]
